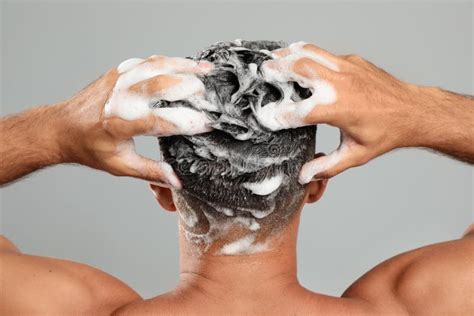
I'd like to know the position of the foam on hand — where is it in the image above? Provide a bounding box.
[254,41,339,131]
[104,56,214,136]
[299,137,348,184]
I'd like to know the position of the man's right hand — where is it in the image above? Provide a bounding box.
[19,56,214,188]
[255,42,474,183]
[59,56,213,188]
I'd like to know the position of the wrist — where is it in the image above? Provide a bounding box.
[46,102,76,164]
[403,84,467,149]
[398,84,444,148]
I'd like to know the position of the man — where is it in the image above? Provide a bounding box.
[0,41,473,315]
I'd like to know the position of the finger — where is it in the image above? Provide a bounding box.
[255,86,337,131]
[339,54,370,67]
[254,74,337,130]
[140,55,214,75]
[148,107,213,136]
[299,149,351,184]
[298,137,364,183]
[261,55,337,87]
[113,148,182,189]
[104,107,213,138]
[128,73,215,108]
[129,74,191,98]
[113,56,213,96]
[117,58,145,74]
[271,47,291,58]
[288,42,341,72]
[129,73,218,111]
[118,55,213,75]
[103,116,176,139]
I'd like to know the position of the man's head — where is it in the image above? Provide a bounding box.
[150,40,327,254]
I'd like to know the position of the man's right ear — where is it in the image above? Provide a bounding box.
[149,183,177,212]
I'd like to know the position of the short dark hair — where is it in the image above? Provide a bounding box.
[158,40,316,246]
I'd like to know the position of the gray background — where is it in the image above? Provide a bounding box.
[1,1,472,298]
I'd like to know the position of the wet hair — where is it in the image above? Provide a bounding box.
[158,40,316,245]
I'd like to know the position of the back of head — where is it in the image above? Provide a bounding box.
[159,40,316,254]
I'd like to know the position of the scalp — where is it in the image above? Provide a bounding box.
[158,40,316,249]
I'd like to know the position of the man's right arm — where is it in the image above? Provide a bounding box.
[0,56,214,188]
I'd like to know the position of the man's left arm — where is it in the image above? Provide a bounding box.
[343,225,474,314]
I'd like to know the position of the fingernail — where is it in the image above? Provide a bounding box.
[149,180,172,189]
[159,162,182,190]
[197,61,214,72]
[166,174,182,190]
[298,173,312,185]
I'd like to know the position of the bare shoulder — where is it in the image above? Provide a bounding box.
[343,227,474,315]
[0,235,142,315]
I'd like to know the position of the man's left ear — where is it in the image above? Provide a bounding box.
[306,178,328,204]
[306,179,328,203]
[149,183,177,212]
[305,152,328,204]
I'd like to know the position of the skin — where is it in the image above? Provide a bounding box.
[0,55,213,187]
[1,184,473,315]
[1,44,473,314]
[260,42,474,181]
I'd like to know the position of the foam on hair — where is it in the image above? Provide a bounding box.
[158,40,316,254]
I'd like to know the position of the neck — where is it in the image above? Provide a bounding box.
[176,214,301,301]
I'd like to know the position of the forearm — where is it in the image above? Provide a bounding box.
[409,86,474,163]
[0,104,67,185]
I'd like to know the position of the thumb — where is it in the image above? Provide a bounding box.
[298,145,361,184]
[113,150,182,189]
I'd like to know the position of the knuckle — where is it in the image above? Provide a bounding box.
[102,119,117,136]
[337,71,359,89]
[293,57,319,78]
[345,54,360,61]
[107,165,125,177]
[148,55,166,61]
[301,43,327,57]
[294,57,313,68]
[345,54,367,66]
[302,43,319,51]
[351,149,370,166]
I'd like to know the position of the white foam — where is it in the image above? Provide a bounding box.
[255,52,338,131]
[298,142,348,184]
[104,56,213,136]
[117,58,144,74]
[149,107,213,136]
[178,207,199,228]
[220,235,254,255]
[248,63,258,75]
[181,204,228,253]
[219,207,235,217]
[242,174,283,196]
[288,41,340,72]
[233,217,260,231]
[220,235,269,255]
